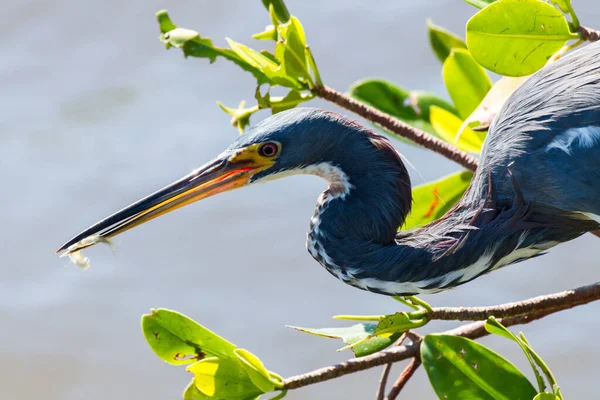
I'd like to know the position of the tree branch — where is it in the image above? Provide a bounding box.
[282,281,600,391]
[385,357,421,400]
[579,26,600,42]
[384,331,423,400]
[376,333,407,400]
[312,85,479,171]
[376,356,394,400]
[312,25,599,172]
[427,281,600,321]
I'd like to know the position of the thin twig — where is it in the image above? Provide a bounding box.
[385,357,422,400]
[405,331,423,342]
[376,332,407,400]
[384,331,423,400]
[312,85,479,171]
[376,358,394,399]
[282,282,600,390]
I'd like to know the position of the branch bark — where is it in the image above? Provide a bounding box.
[427,281,600,321]
[312,85,479,171]
[579,26,600,42]
[282,281,600,391]
[376,333,407,400]
[385,357,421,400]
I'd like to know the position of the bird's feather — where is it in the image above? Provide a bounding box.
[468,41,600,217]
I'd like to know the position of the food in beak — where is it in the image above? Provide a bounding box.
[60,234,115,270]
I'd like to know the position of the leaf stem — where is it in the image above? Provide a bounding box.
[392,296,420,310]
[566,1,580,31]
[333,315,383,321]
[486,317,547,393]
[306,46,323,88]
[269,371,285,389]
[550,38,584,61]
[518,333,562,399]
[267,389,288,400]
[406,296,433,313]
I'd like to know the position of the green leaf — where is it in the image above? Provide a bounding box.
[183,380,209,400]
[252,24,277,41]
[288,324,402,357]
[402,170,473,230]
[466,0,578,77]
[484,318,517,341]
[443,49,492,119]
[141,309,237,365]
[349,79,457,140]
[261,0,291,22]
[533,393,560,400]
[226,38,302,89]
[254,5,280,41]
[187,357,264,400]
[156,11,271,85]
[427,20,467,63]
[549,0,570,13]
[332,311,428,352]
[226,38,280,72]
[256,90,313,114]
[464,0,496,8]
[429,106,486,153]
[374,312,424,336]
[459,76,529,133]
[261,50,279,64]
[272,91,312,113]
[485,318,548,394]
[234,349,276,393]
[275,17,311,86]
[217,100,259,133]
[421,334,537,400]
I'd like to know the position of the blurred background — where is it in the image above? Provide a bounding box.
[3,0,600,398]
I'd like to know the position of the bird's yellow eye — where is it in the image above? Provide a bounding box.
[259,142,280,158]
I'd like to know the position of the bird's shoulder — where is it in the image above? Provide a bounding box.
[467,42,600,214]
[483,41,600,170]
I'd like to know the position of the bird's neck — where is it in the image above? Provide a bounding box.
[298,124,538,296]
[305,132,411,246]
[309,170,590,296]
[302,132,567,296]
[308,189,518,296]
[304,134,419,290]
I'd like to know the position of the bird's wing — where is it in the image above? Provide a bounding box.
[467,41,600,217]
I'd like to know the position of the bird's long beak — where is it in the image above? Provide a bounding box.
[57,146,274,255]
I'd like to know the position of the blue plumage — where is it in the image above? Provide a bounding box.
[58,41,600,296]
[225,41,600,295]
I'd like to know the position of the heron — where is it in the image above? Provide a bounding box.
[58,41,600,296]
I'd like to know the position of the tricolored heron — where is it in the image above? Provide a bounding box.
[58,41,600,295]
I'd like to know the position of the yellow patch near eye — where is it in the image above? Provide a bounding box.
[229,142,281,166]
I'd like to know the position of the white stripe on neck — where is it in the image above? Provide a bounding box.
[256,162,354,199]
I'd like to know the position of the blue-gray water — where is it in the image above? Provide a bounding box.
[2,1,599,398]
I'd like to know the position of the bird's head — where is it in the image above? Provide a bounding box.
[58,108,410,255]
